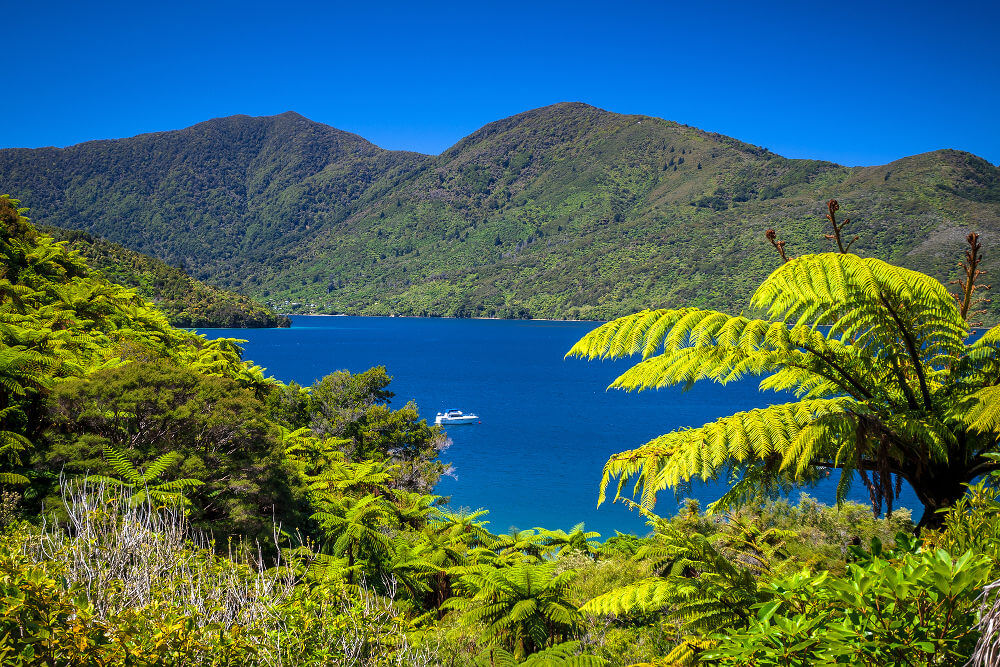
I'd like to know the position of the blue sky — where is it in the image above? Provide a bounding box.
[5,0,998,166]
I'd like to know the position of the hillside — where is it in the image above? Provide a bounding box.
[8,192,999,664]
[43,226,291,328]
[2,103,999,321]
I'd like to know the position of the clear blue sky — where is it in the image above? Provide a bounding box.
[5,0,998,166]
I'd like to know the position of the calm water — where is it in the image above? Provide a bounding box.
[205,316,918,537]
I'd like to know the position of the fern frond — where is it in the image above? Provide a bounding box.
[966,386,1000,434]
[151,478,204,492]
[582,524,768,635]
[655,637,715,666]
[141,451,183,483]
[580,577,676,616]
[0,471,29,485]
[752,253,966,359]
[101,444,144,484]
[0,428,31,457]
[521,641,609,666]
[598,398,855,510]
[566,309,696,361]
[85,474,128,489]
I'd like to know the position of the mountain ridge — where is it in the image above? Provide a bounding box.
[17,103,988,166]
[2,103,998,322]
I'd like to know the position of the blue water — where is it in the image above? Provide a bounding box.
[205,316,919,538]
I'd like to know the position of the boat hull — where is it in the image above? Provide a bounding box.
[435,416,479,425]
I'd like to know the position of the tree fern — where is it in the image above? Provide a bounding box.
[537,523,602,558]
[580,521,780,633]
[383,536,440,600]
[569,252,1000,527]
[311,494,395,583]
[430,507,498,549]
[473,640,609,666]
[445,561,582,660]
[0,407,32,486]
[88,444,203,506]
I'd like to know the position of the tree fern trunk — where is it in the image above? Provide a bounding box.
[348,545,354,585]
[913,472,968,531]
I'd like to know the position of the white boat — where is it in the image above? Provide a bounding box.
[435,409,480,425]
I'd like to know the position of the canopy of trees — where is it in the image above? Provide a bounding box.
[3,193,1000,665]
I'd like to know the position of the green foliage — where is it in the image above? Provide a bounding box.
[444,561,582,660]
[0,549,119,665]
[966,384,1000,434]
[44,225,290,329]
[0,481,441,666]
[312,494,395,583]
[3,106,998,324]
[538,523,602,558]
[306,365,395,437]
[569,252,1000,527]
[44,360,305,539]
[87,444,203,506]
[0,345,51,487]
[0,196,271,497]
[6,193,1000,666]
[0,537,266,665]
[431,507,497,550]
[924,481,1000,565]
[704,547,992,665]
[727,494,913,573]
[299,366,450,493]
[473,640,609,666]
[574,498,992,665]
[582,519,781,633]
[572,497,922,664]
[275,578,434,665]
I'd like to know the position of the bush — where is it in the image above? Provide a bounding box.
[44,360,308,540]
[705,542,991,665]
[4,478,440,665]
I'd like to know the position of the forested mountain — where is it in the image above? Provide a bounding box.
[41,226,290,328]
[5,192,1000,664]
[2,103,999,321]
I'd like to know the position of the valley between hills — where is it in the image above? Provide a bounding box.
[2,102,998,322]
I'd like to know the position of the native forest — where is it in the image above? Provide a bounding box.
[1,102,1000,665]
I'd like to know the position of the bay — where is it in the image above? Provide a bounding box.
[205,315,919,538]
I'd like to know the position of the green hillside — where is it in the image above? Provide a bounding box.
[2,103,998,321]
[5,193,1000,665]
[42,226,290,328]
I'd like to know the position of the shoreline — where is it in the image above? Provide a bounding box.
[277,313,994,333]
[279,312,605,323]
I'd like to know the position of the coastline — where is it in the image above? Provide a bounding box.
[279,312,605,323]
[278,312,992,333]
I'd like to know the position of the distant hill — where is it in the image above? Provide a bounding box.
[43,226,290,328]
[3,104,999,322]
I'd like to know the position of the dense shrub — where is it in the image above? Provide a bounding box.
[44,360,309,540]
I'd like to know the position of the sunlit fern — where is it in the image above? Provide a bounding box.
[429,507,499,549]
[568,252,1000,525]
[581,520,786,635]
[966,385,1000,435]
[537,523,602,558]
[444,561,581,660]
[472,640,609,666]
